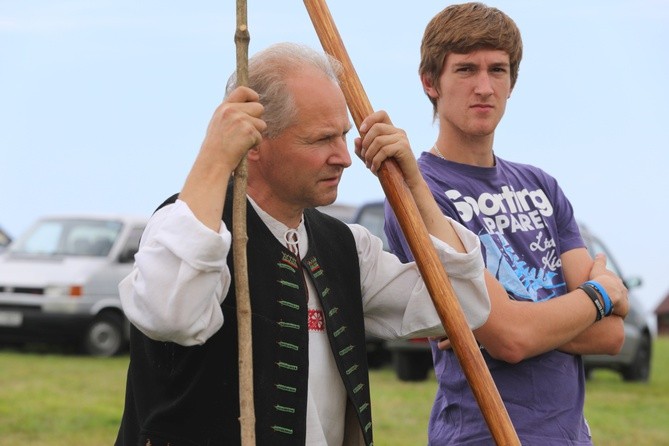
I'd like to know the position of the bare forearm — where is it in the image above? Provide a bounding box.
[477,274,606,362]
[558,315,624,355]
[179,154,235,232]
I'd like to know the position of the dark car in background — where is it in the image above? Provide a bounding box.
[326,201,653,382]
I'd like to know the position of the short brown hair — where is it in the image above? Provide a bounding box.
[419,2,523,115]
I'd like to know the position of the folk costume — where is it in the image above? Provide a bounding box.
[116,187,490,445]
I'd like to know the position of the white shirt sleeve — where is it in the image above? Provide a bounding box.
[120,200,490,346]
[352,215,490,340]
[118,199,231,346]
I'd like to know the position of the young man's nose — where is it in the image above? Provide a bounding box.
[474,72,495,96]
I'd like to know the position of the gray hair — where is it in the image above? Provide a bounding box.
[225,42,343,138]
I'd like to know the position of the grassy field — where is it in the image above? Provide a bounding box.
[1,337,667,445]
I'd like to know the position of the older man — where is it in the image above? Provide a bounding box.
[114,42,490,445]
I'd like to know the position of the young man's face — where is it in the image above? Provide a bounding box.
[424,49,512,139]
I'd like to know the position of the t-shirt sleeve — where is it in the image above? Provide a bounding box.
[540,169,585,253]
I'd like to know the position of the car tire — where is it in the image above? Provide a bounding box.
[82,313,125,357]
[621,333,652,382]
[393,351,431,381]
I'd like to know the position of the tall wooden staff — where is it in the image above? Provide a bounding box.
[232,0,255,444]
[302,1,520,444]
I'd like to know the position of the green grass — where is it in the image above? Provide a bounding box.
[369,337,669,446]
[1,338,667,445]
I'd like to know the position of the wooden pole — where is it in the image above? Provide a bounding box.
[232,0,255,444]
[302,1,520,444]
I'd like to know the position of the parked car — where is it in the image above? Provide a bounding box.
[0,214,147,356]
[579,224,653,382]
[338,201,653,382]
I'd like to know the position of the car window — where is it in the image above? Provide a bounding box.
[118,226,145,263]
[11,219,122,257]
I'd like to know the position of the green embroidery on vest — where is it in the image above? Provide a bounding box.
[274,404,296,414]
[275,383,297,393]
[277,361,298,371]
[353,383,364,394]
[365,422,372,432]
[277,341,299,351]
[328,307,339,317]
[321,287,330,297]
[346,364,359,375]
[277,262,296,273]
[271,425,294,435]
[278,279,300,290]
[278,300,300,310]
[333,326,346,337]
[359,402,369,412]
[277,321,300,330]
[339,344,355,356]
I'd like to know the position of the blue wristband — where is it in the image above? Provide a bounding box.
[584,280,613,316]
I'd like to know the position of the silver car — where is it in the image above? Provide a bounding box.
[0,214,147,356]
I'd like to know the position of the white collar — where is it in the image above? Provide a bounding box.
[247,196,309,255]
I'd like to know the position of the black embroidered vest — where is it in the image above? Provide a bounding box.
[115,192,373,446]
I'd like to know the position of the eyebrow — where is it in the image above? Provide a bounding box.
[453,61,510,69]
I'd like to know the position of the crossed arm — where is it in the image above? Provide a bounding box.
[437,231,628,364]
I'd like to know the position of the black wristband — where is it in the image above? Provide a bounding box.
[579,284,604,322]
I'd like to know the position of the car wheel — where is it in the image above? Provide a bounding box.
[393,351,431,381]
[621,334,652,382]
[82,313,124,357]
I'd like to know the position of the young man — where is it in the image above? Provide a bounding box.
[384,3,629,445]
[114,42,491,445]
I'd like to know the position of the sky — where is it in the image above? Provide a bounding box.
[2,1,668,315]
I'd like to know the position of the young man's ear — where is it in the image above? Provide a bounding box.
[421,74,439,100]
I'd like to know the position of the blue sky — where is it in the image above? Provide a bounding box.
[2,1,668,314]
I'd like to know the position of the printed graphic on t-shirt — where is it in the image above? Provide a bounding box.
[446,186,564,302]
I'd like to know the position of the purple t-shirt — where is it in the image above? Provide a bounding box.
[385,153,592,445]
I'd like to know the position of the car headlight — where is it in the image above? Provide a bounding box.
[43,285,83,298]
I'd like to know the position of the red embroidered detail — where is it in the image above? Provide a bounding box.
[280,252,298,269]
[306,257,321,272]
[308,309,325,331]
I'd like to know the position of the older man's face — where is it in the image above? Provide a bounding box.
[258,67,352,214]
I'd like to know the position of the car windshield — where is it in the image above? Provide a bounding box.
[9,218,123,257]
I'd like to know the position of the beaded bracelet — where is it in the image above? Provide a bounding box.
[584,280,614,316]
[579,284,605,322]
